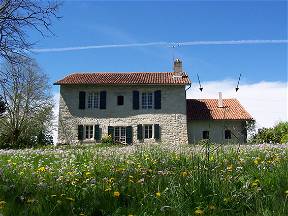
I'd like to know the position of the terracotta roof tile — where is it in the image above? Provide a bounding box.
[54,72,191,85]
[187,99,253,121]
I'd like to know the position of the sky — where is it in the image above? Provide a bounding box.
[26,0,287,141]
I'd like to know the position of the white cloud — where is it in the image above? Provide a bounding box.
[187,80,288,128]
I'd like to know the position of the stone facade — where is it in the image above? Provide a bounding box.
[57,84,188,144]
[187,120,247,144]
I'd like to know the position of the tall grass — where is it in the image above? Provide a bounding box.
[0,143,287,215]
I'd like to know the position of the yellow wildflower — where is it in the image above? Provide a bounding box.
[114,191,120,198]
[181,171,188,177]
[156,192,161,197]
[37,166,46,172]
[254,157,260,165]
[194,208,204,215]
[227,164,233,172]
[85,172,91,176]
[0,200,6,209]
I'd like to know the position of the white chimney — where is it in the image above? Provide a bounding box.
[173,59,183,75]
[218,92,223,108]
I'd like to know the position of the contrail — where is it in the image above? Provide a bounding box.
[31,39,288,53]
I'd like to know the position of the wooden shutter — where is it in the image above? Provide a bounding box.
[137,124,143,140]
[154,124,160,140]
[126,126,133,144]
[108,126,114,139]
[94,125,100,142]
[133,91,139,110]
[100,91,107,109]
[79,91,86,109]
[154,90,161,109]
[78,125,84,140]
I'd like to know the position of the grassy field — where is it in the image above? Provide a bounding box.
[0,143,287,216]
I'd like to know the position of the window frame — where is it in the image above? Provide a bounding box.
[114,126,126,144]
[141,92,153,109]
[84,125,94,140]
[87,92,100,109]
[143,124,153,139]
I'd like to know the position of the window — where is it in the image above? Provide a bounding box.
[88,92,99,108]
[114,127,126,143]
[142,92,153,109]
[144,124,153,138]
[225,130,232,139]
[117,95,124,105]
[85,125,94,139]
[203,131,209,139]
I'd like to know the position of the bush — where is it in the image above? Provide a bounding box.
[101,135,114,145]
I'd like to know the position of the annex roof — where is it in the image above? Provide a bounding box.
[54,72,191,85]
[186,99,253,121]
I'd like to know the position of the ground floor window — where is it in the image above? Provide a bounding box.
[85,125,94,139]
[203,130,209,139]
[114,126,126,143]
[225,130,232,139]
[144,124,153,138]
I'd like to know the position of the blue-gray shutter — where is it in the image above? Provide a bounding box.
[133,91,139,110]
[100,91,106,109]
[137,124,143,140]
[126,126,133,144]
[94,125,100,141]
[154,90,161,109]
[79,91,86,109]
[108,126,114,139]
[154,124,160,140]
[78,125,84,140]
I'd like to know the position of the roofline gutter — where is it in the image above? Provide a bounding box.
[53,82,191,86]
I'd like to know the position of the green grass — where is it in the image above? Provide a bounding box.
[0,143,287,216]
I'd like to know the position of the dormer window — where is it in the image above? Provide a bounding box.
[142,92,153,109]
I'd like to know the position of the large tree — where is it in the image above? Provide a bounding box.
[0,0,60,62]
[0,57,53,148]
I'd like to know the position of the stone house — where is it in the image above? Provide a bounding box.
[55,59,252,144]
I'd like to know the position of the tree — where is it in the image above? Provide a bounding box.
[0,57,53,148]
[0,0,60,62]
[0,95,5,115]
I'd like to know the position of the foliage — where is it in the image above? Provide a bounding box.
[101,135,115,145]
[0,57,54,148]
[250,121,288,144]
[0,95,5,116]
[0,144,287,215]
[0,0,60,62]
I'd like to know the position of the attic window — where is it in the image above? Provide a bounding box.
[117,96,124,105]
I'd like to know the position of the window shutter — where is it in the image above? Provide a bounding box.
[133,91,139,110]
[154,124,160,140]
[94,125,100,141]
[100,91,107,109]
[78,125,84,140]
[108,126,114,139]
[137,124,143,140]
[126,126,133,144]
[79,91,86,109]
[154,90,161,109]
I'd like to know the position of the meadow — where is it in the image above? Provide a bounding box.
[0,143,287,216]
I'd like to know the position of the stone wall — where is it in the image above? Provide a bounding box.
[187,120,247,144]
[57,84,188,145]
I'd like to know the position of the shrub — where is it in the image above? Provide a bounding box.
[101,135,114,145]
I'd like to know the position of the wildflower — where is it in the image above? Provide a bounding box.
[85,172,91,176]
[180,171,188,177]
[66,197,75,202]
[114,191,120,198]
[227,164,233,172]
[0,200,6,209]
[251,179,260,187]
[194,208,204,215]
[105,187,111,192]
[156,192,161,197]
[254,157,260,165]
[37,166,46,172]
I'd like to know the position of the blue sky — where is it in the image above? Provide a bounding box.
[29,0,287,89]
[27,0,287,131]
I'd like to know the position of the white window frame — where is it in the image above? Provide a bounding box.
[87,92,100,109]
[143,124,153,139]
[141,92,153,109]
[84,125,94,140]
[114,126,126,143]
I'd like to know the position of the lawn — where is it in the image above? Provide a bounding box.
[0,143,287,216]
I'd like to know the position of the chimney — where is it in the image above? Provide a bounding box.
[173,59,183,75]
[218,92,223,108]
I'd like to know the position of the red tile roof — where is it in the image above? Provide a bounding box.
[54,72,191,85]
[187,99,253,121]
